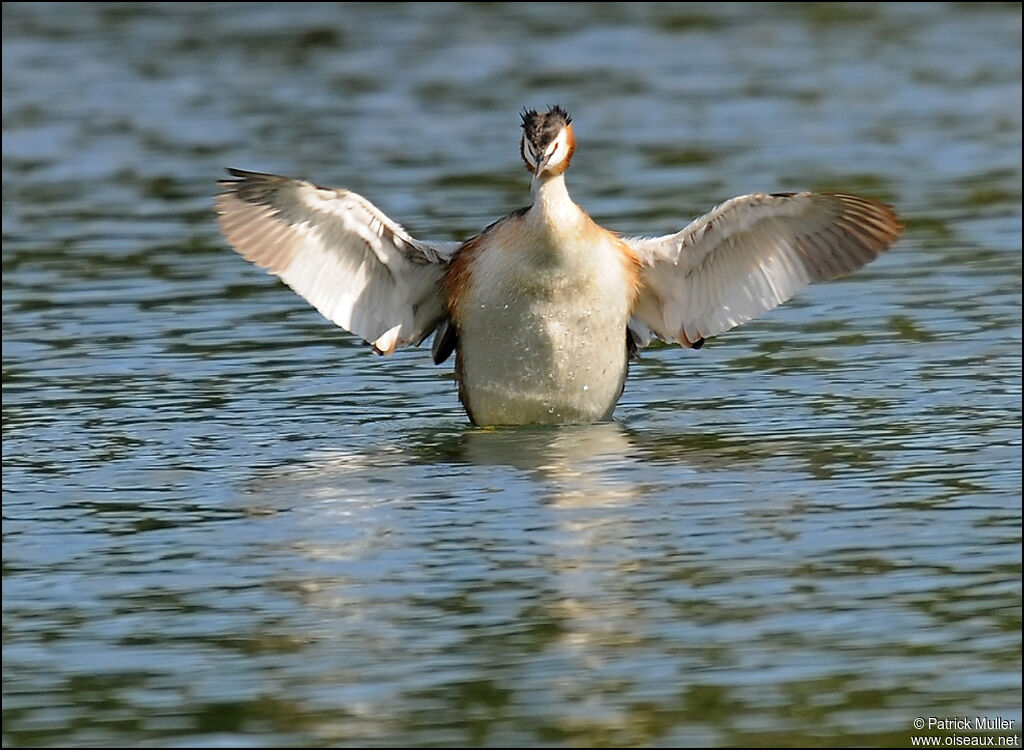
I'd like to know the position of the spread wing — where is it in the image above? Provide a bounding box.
[625,192,902,348]
[215,168,461,354]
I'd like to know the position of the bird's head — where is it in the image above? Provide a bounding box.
[520,106,575,178]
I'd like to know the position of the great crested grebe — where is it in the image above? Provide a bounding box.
[216,106,901,425]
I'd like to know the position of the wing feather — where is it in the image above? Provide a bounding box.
[626,192,901,346]
[215,169,460,354]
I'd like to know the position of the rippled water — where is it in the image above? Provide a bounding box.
[3,3,1021,747]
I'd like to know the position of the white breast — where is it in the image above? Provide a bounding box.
[454,215,634,426]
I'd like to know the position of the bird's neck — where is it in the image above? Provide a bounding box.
[530,172,584,234]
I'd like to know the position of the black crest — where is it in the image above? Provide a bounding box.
[520,106,572,149]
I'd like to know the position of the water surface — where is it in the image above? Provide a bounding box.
[2,2,1021,747]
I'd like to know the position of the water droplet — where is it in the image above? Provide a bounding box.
[583,384,589,391]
